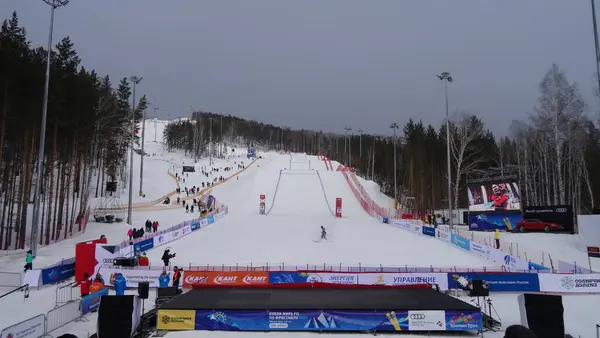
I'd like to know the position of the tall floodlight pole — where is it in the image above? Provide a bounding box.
[437,72,454,228]
[30,0,69,255]
[344,127,352,166]
[591,0,600,93]
[153,108,158,142]
[127,76,143,225]
[209,117,213,166]
[357,129,364,159]
[389,123,399,203]
[139,106,147,196]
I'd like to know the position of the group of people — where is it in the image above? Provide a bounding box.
[72,272,121,297]
[144,219,160,233]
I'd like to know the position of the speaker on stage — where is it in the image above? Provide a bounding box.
[470,279,489,297]
[157,287,177,298]
[517,293,564,338]
[97,295,141,338]
[138,282,149,299]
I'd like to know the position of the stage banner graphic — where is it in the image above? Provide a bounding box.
[183,271,269,288]
[101,267,164,287]
[538,273,600,293]
[357,273,449,290]
[468,213,523,231]
[450,233,471,251]
[268,272,358,285]
[422,226,435,237]
[407,310,446,331]
[133,238,154,254]
[435,229,451,243]
[445,311,483,331]
[81,287,109,315]
[157,310,196,330]
[193,309,480,331]
[447,273,540,292]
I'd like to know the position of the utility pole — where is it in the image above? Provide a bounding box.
[592,0,600,93]
[344,127,352,166]
[437,71,454,228]
[153,108,158,142]
[30,0,69,255]
[209,117,213,166]
[127,76,143,225]
[390,123,399,203]
[371,137,376,180]
[139,106,147,196]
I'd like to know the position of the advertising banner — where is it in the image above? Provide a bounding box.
[182,271,270,288]
[41,259,76,285]
[436,229,451,243]
[170,228,184,242]
[469,242,491,259]
[81,287,109,315]
[133,238,154,254]
[182,224,192,237]
[268,272,357,285]
[450,233,471,251]
[468,213,523,231]
[523,205,574,233]
[468,180,521,212]
[538,274,600,293]
[101,267,165,287]
[191,219,201,231]
[411,224,422,234]
[208,216,215,224]
[447,273,540,292]
[357,273,449,290]
[391,219,411,231]
[153,232,173,248]
[157,310,197,330]
[422,226,435,237]
[0,314,45,338]
[192,309,481,331]
[485,247,529,271]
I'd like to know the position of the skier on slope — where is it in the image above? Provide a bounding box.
[320,226,327,241]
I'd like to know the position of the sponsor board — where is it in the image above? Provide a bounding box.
[192,309,481,331]
[182,271,269,288]
[268,272,357,285]
[390,219,411,230]
[358,273,449,291]
[450,233,471,251]
[469,242,491,259]
[436,229,451,243]
[153,232,173,248]
[422,226,435,237]
[411,224,422,234]
[133,238,154,254]
[102,267,164,287]
[171,228,184,242]
[0,314,45,338]
[485,247,529,271]
[157,310,196,330]
[447,273,540,292]
[538,273,600,293]
[407,310,446,331]
[41,260,75,285]
[81,287,109,315]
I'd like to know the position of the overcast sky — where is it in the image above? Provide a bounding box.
[2,0,598,136]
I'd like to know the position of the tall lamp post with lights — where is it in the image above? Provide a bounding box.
[30,0,70,255]
[127,76,143,225]
[437,71,454,228]
[344,127,352,166]
[389,123,399,204]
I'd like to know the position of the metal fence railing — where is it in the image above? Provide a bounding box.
[0,284,29,300]
[0,271,23,287]
[45,300,85,334]
[0,314,45,338]
[55,281,80,307]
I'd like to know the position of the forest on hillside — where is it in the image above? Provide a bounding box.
[164,64,600,216]
[0,13,147,250]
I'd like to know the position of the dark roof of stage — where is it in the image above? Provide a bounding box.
[160,287,479,311]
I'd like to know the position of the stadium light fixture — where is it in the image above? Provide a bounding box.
[437,72,454,229]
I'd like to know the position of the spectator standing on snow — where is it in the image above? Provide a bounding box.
[113,273,127,296]
[127,228,133,241]
[138,252,149,266]
[24,250,33,271]
[173,266,182,289]
[152,221,159,232]
[159,271,170,287]
[162,249,176,266]
[495,230,501,249]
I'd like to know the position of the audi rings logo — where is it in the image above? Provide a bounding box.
[556,208,567,213]
[410,314,426,320]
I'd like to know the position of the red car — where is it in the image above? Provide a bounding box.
[516,219,563,233]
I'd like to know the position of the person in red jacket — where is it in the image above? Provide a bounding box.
[152,221,158,233]
[138,252,150,266]
[73,273,91,297]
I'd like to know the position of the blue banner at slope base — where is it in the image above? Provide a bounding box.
[193,309,482,331]
[447,273,540,292]
[41,261,76,285]
[133,238,154,254]
[468,213,523,231]
[81,288,109,315]
[450,234,471,251]
[422,226,435,237]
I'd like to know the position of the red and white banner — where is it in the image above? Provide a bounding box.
[100,267,170,288]
[357,273,448,290]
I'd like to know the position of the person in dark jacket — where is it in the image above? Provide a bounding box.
[162,249,175,266]
[503,325,538,338]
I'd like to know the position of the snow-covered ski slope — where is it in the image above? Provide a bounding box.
[145,153,494,269]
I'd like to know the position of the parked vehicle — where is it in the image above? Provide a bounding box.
[515,219,563,233]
